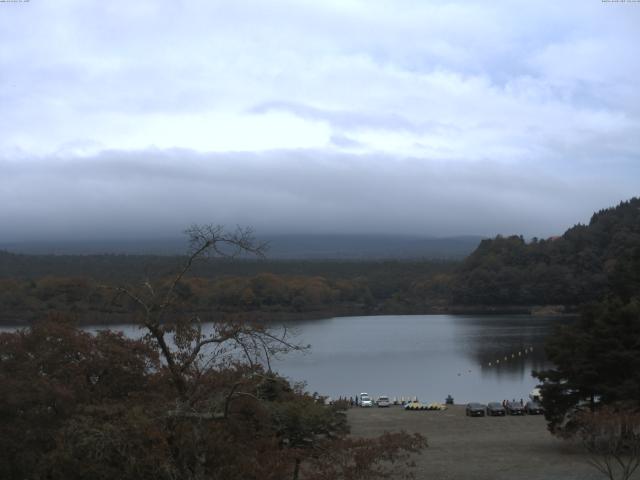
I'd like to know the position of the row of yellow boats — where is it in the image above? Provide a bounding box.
[403,401,448,411]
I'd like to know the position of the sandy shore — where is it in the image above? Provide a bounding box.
[347,405,608,480]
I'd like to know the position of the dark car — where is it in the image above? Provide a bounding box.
[466,403,486,417]
[486,402,506,416]
[525,401,544,415]
[505,401,524,415]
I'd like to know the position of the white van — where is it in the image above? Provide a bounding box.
[360,392,373,407]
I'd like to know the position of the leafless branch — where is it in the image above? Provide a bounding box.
[180,333,234,373]
[99,284,151,316]
[577,406,640,480]
[143,279,156,297]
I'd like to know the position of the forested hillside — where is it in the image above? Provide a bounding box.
[452,198,640,306]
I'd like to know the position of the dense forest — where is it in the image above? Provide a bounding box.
[453,198,640,307]
[0,254,457,325]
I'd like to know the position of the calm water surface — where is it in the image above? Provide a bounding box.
[2,314,570,404]
[270,314,569,404]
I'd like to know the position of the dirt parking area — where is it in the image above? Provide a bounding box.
[347,405,610,480]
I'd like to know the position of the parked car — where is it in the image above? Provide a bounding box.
[377,395,391,407]
[525,401,544,415]
[465,403,486,417]
[486,402,506,416]
[505,401,524,415]
[360,393,373,407]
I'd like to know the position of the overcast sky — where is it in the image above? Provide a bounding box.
[1,0,639,242]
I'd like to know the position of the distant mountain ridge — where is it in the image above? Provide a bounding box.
[263,234,483,259]
[0,234,484,260]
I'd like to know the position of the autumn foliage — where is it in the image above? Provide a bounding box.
[0,225,426,479]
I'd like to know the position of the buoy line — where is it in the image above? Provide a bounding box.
[486,346,534,367]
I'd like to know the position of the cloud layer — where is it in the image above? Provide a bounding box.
[1,150,635,242]
[1,1,638,241]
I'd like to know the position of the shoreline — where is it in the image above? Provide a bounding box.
[0,304,578,328]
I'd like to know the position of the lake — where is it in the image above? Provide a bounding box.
[2,314,570,404]
[271,314,569,404]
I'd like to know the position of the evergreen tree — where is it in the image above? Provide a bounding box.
[534,297,640,435]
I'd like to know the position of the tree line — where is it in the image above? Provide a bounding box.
[0,258,457,325]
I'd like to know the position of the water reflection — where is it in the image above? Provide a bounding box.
[448,315,564,380]
[271,315,573,403]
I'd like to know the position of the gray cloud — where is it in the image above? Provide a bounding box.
[0,149,635,243]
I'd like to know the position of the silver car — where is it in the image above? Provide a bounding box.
[360,393,373,407]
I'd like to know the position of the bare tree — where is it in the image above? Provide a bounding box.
[103,225,301,400]
[575,406,640,480]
